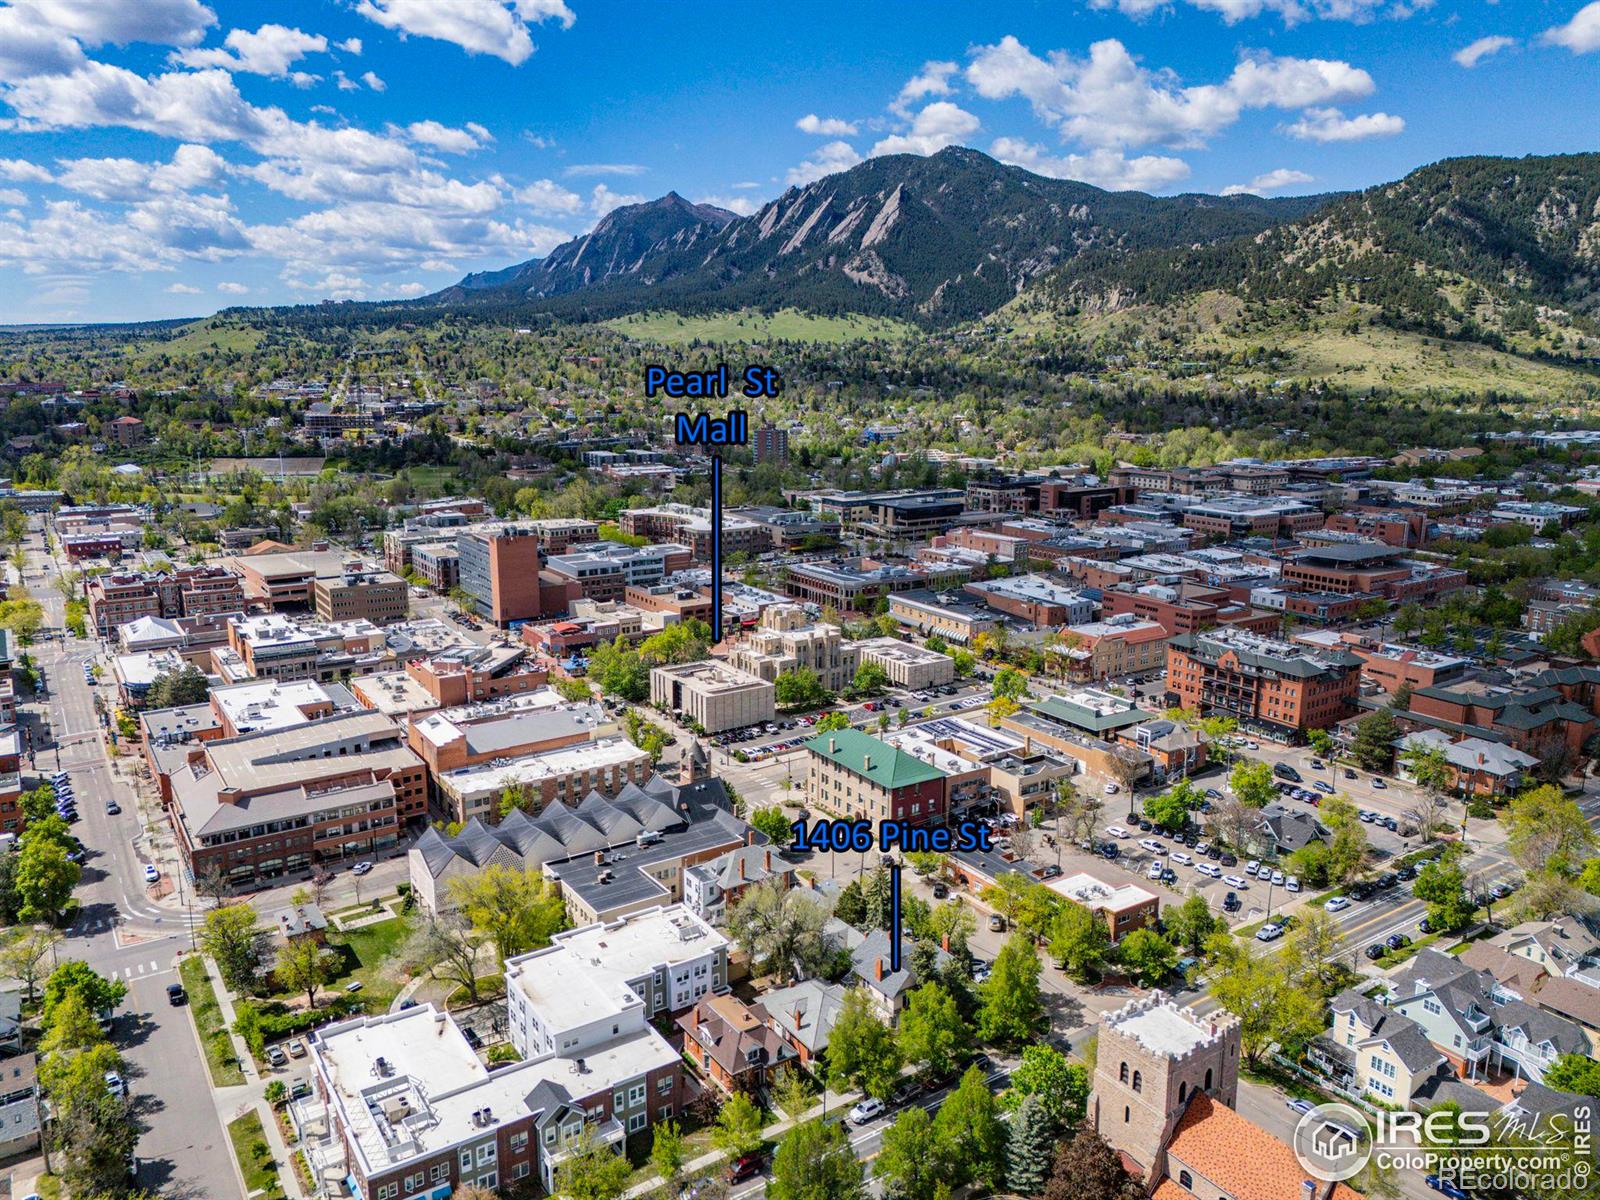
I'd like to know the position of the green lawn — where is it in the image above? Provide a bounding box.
[606,307,916,345]
[180,955,246,1087]
[323,915,415,1011]
[226,1110,287,1199]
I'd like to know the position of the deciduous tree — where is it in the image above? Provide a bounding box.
[768,1115,864,1200]
[445,864,567,964]
[979,932,1044,1047]
[275,938,335,1009]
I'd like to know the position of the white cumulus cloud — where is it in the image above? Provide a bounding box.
[9,0,217,47]
[1453,35,1514,67]
[991,137,1190,191]
[695,194,759,217]
[967,36,1375,150]
[1087,0,1418,24]
[796,114,858,136]
[891,60,958,116]
[515,178,583,215]
[361,70,386,91]
[785,140,861,186]
[1542,3,1600,54]
[1284,106,1404,141]
[870,102,979,157]
[172,24,328,77]
[405,119,492,152]
[164,281,201,293]
[353,0,574,66]
[589,184,643,217]
[1220,167,1314,195]
[217,280,247,293]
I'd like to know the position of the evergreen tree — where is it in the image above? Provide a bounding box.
[1007,1093,1057,1196]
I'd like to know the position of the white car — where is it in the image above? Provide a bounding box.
[1254,924,1284,943]
[1138,838,1164,854]
[1194,841,1212,857]
[1195,862,1222,879]
[1223,874,1248,888]
[849,1097,885,1125]
[1103,782,1120,795]
[104,1071,127,1098]
[1170,851,1193,866]
[1285,875,1302,893]
[1147,860,1165,880]
[1105,825,1130,840]
[1245,860,1261,877]
[1326,896,1351,912]
[1270,870,1285,886]
[142,864,159,884]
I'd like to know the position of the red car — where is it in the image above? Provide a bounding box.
[726,1154,765,1183]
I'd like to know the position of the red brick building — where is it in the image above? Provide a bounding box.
[1166,628,1361,738]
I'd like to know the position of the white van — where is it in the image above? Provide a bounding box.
[1170,851,1194,867]
[1105,825,1131,840]
[1195,862,1222,879]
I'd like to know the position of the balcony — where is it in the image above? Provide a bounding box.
[548,1117,626,1166]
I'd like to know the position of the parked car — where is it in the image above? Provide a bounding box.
[849,1097,885,1125]
[288,1040,306,1058]
[1284,875,1301,893]
[931,882,948,899]
[1219,853,1237,867]
[166,983,187,1006]
[351,861,374,876]
[1103,782,1120,795]
[289,1079,311,1100]
[1286,1098,1315,1116]
[727,1154,766,1183]
[1326,896,1351,913]
[104,1071,127,1098]
[988,914,1006,932]
[267,1045,288,1067]
[1270,870,1285,886]
[142,864,159,884]
[1222,874,1247,889]
[1366,944,1387,960]
[1222,892,1240,912]
[1386,933,1410,951]
[1255,925,1284,943]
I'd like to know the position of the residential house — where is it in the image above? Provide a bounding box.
[677,993,796,1096]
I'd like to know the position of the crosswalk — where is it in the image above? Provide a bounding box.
[114,960,171,980]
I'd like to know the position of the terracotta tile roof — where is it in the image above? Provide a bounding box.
[1164,1093,1366,1200]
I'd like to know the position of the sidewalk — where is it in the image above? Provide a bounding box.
[200,954,309,1200]
[616,1087,851,1200]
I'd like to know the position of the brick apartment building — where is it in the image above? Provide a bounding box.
[1180,497,1324,541]
[1101,581,1279,638]
[85,565,246,638]
[619,504,769,561]
[165,710,428,887]
[1280,543,1469,602]
[457,525,548,625]
[312,562,408,625]
[1166,628,1361,737]
[1320,508,1429,548]
[804,728,947,826]
[964,474,1135,518]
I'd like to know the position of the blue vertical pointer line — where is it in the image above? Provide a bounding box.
[889,864,902,973]
[711,454,723,643]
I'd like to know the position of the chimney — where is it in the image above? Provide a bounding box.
[739,856,746,881]
[764,849,772,871]
[594,850,604,866]
[829,736,837,753]
[875,958,884,981]
[941,934,950,953]
[864,754,873,771]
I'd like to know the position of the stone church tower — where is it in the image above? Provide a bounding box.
[1091,991,1242,1181]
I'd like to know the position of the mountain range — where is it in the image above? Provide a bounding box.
[431,147,1332,325]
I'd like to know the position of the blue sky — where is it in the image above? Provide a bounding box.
[0,0,1596,323]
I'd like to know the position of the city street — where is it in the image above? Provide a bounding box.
[16,522,241,1200]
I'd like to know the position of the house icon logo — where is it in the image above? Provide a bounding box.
[1293,1102,1372,1181]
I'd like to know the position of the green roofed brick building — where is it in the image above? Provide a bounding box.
[803,727,948,827]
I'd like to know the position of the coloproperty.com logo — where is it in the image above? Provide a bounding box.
[1292,1101,1594,1192]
